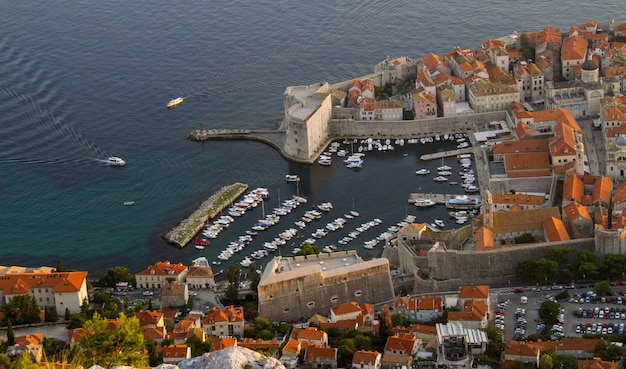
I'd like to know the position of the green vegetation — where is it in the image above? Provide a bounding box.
[1,294,41,326]
[516,249,626,285]
[295,242,319,256]
[514,233,535,244]
[538,300,560,327]
[95,265,136,288]
[78,312,147,368]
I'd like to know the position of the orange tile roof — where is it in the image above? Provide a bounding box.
[135,310,163,327]
[352,350,380,365]
[557,338,600,352]
[493,207,561,234]
[384,334,416,354]
[474,226,495,250]
[202,305,243,325]
[238,337,281,349]
[320,319,358,330]
[210,337,237,352]
[0,271,87,295]
[332,301,361,316]
[562,36,588,61]
[394,296,418,311]
[458,285,489,299]
[563,174,584,203]
[292,327,326,342]
[613,182,626,206]
[381,353,412,366]
[187,265,214,278]
[163,344,189,358]
[407,324,437,335]
[515,122,534,138]
[16,333,42,346]
[141,326,166,341]
[579,359,617,369]
[136,261,187,277]
[504,152,552,177]
[493,138,549,154]
[492,193,547,206]
[418,295,443,312]
[549,122,578,158]
[305,345,337,360]
[543,217,570,242]
[281,338,301,355]
[593,176,612,204]
[563,202,592,222]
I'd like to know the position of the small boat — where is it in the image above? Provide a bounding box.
[195,237,211,247]
[433,176,448,182]
[107,156,126,166]
[414,198,436,207]
[211,261,221,265]
[415,168,431,175]
[195,245,205,250]
[123,201,135,206]
[437,170,452,176]
[434,219,445,227]
[285,174,300,182]
[167,97,184,108]
[437,165,452,171]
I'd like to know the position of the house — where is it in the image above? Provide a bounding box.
[562,201,593,237]
[504,340,557,367]
[186,265,215,290]
[331,301,362,322]
[162,344,191,364]
[578,358,617,369]
[170,318,196,344]
[393,295,418,321]
[352,350,382,369]
[160,281,188,309]
[467,79,521,113]
[291,327,328,347]
[210,336,237,352]
[279,338,302,369]
[384,333,420,357]
[447,300,488,329]
[304,345,338,369]
[135,310,167,344]
[457,286,489,310]
[554,338,601,359]
[135,261,188,289]
[561,35,588,80]
[238,337,281,350]
[542,217,571,242]
[380,353,412,369]
[0,268,88,315]
[202,305,245,338]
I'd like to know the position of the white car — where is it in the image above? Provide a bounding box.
[142,291,153,296]
[189,291,197,297]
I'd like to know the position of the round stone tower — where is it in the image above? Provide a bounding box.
[581,58,599,83]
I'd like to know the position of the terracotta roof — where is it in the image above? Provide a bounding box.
[352,350,380,365]
[563,202,592,223]
[332,301,361,316]
[492,193,547,206]
[543,217,570,242]
[593,176,612,204]
[292,327,327,342]
[136,261,187,277]
[493,207,561,234]
[15,333,42,346]
[135,310,163,327]
[305,345,337,360]
[562,36,588,61]
[579,359,617,369]
[238,337,281,349]
[163,344,189,358]
[557,338,600,352]
[474,226,495,250]
[394,296,418,311]
[563,174,584,203]
[504,152,552,177]
[187,265,214,278]
[458,285,489,299]
[515,122,534,138]
[281,338,301,355]
[320,319,358,330]
[210,337,237,352]
[493,138,549,154]
[613,182,626,206]
[384,334,416,354]
[418,295,443,312]
[0,271,87,295]
[381,353,412,366]
[203,305,244,325]
[141,326,166,341]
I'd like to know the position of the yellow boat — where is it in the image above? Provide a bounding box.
[167,97,184,108]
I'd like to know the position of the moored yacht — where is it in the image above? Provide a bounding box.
[415,168,431,175]
[167,97,184,108]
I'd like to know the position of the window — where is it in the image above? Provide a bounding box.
[331,296,338,303]
[284,308,290,313]
[355,290,363,297]
[307,302,315,308]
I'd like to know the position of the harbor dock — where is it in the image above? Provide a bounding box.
[408,193,481,205]
[162,182,248,248]
[419,147,474,161]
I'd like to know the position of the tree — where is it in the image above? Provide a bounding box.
[553,354,578,369]
[594,339,624,361]
[0,354,11,369]
[295,243,319,256]
[546,248,570,267]
[601,254,626,281]
[55,259,66,272]
[1,294,41,325]
[378,305,393,343]
[64,308,71,321]
[391,313,409,327]
[539,353,553,369]
[97,266,135,287]
[78,312,147,368]
[538,300,560,327]
[6,319,14,346]
[593,281,612,297]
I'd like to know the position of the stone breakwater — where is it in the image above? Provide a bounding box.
[162,183,248,248]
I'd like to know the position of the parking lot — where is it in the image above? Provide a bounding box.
[494,284,626,342]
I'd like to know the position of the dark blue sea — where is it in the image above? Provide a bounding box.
[0,0,622,277]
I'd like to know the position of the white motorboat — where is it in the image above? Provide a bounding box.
[433,176,448,182]
[437,165,452,171]
[123,201,135,206]
[414,198,436,207]
[285,174,300,182]
[434,219,445,227]
[107,156,126,166]
[415,168,431,175]
[437,170,452,176]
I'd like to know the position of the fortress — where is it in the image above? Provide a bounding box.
[257,250,394,323]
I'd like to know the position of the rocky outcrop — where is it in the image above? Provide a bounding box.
[158,346,285,369]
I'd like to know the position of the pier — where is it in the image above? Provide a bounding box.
[408,193,481,205]
[419,147,474,161]
[162,182,248,248]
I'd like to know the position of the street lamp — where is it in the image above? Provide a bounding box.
[583,273,586,286]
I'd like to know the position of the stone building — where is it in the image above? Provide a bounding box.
[257,251,394,323]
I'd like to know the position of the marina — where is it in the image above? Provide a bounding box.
[408,193,481,206]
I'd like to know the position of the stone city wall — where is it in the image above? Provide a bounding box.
[257,260,394,322]
[594,225,626,255]
[425,238,595,287]
[488,176,555,195]
[328,111,507,139]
